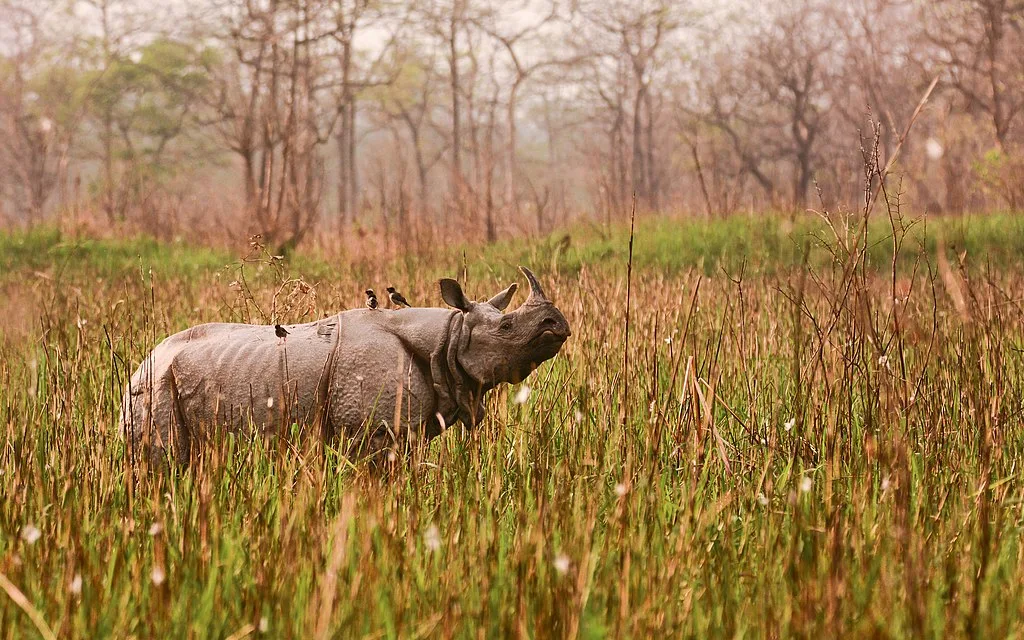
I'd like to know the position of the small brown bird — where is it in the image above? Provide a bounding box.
[275,324,289,344]
[365,289,379,310]
[386,286,411,308]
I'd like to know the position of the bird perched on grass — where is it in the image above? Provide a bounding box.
[386,286,411,308]
[365,289,379,310]
[275,324,289,345]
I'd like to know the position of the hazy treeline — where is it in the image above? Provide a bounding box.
[1,0,1022,248]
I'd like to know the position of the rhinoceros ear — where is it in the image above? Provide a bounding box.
[486,283,518,311]
[439,278,473,311]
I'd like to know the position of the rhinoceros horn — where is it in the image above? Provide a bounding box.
[519,266,549,304]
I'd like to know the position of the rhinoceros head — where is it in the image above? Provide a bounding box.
[439,266,570,386]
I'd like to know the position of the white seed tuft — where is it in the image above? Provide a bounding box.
[21,524,41,545]
[423,524,441,552]
[553,553,571,575]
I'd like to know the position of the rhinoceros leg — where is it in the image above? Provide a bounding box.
[122,354,192,468]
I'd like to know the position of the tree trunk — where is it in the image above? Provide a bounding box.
[795,154,811,210]
[338,38,353,225]
[613,102,627,213]
[644,87,657,210]
[413,137,429,215]
[448,12,463,200]
[348,94,357,219]
[505,79,522,212]
[984,2,1007,150]
[631,84,647,206]
[100,0,115,223]
[337,124,348,224]
[485,95,498,243]
[541,92,563,225]
[243,149,257,210]
[103,112,115,222]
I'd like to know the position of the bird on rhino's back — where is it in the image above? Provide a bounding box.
[119,266,570,463]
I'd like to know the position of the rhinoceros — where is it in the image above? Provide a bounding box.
[120,266,570,463]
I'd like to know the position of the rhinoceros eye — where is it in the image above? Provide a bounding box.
[499,317,513,332]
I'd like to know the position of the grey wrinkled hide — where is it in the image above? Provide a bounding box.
[120,266,570,463]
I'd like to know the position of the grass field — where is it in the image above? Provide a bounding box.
[3,211,1024,638]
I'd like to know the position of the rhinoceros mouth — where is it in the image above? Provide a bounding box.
[532,330,568,347]
[529,332,568,364]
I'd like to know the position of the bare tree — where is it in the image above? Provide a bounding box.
[688,52,779,208]
[831,0,924,148]
[6,0,1024,242]
[473,0,575,212]
[371,50,449,219]
[331,0,403,226]
[927,0,1024,150]
[0,1,61,221]
[78,0,148,222]
[210,0,334,251]
[575,0,688,211]
[419,0,476,207]
[689,1,836,209]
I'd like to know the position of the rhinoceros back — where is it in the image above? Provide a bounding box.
[119,316,342,462]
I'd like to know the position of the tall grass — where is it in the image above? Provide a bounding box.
[2,210,1024,637]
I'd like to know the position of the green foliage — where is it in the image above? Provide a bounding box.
[4,212,1024,285]
[82,37,216,184]
[973,149,1024,209]
[473,212,1024,277]
[0,227,231,278]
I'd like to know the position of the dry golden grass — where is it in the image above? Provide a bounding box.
[2,213,1024,637]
